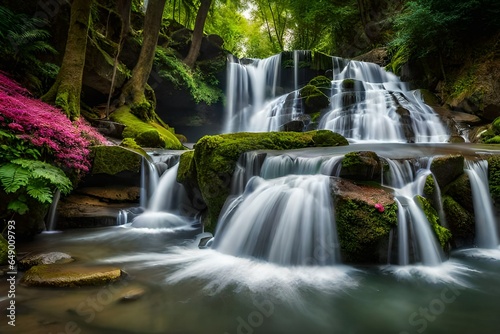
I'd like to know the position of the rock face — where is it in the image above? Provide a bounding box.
[56,146,143,229]
[21,264,123,287]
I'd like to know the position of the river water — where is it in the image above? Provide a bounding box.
[2,224,500,334]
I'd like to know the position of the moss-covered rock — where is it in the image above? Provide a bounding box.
[119,138,147,156]
[194,130,348,229]
[333,178,397,264]
[110,106,184,149]
[20,264,123,287]
[0,234,8,265]
[487,154,500,203]
[299,84,330,114]
[308,75,332,94]
[341,79,356,90]
[91,145,143,175]
[423,174,436,198]
[430,154,464,189]
[442,195,475,248]
[416,196,452,250]
[444,173,474,214]
[340,151,382,181]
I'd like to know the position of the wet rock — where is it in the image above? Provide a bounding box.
[280,120,305,132]
[333,178,397,264]
[430,154,464,189]
[19,252,74,271]
[442,195,475,249]
[118,287,146,302]
[299,85,330,114]
[21,264,123,287]
[76,186,140,202]
[339,151,382,181]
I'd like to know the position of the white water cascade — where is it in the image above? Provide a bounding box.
[213,152,343,265]
[383,158,445,266]
[223,52,449,143]
[465,159,499,248]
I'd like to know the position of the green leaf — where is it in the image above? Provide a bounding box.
[10,159,73,194]
[7,199,29,215]
[0,163,30,193]
[26,179,53,204]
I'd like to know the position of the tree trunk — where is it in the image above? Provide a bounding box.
[183,0,212,69]
[106,0,132,119]
[41,0,91,120]
[119,0,166,119]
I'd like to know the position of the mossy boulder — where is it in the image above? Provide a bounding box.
[430,154,464,189]
[194,130,348,229]
[20,264,123,287]
[487,154,500,203]
[333,178,397,264]
[299,84,330,114]
[110,106,184,149]
[308,75,332,94]
[91,145,143,175]
[339,151,382,181]
[444,173,474,214]
[416,196,452,250]
[0,235,7,265]
[442,195,475,248]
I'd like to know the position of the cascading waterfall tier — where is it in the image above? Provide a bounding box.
[214,152,343,265]
[383,157,445,266]
[223,52,449,143]
[465,159,499,248]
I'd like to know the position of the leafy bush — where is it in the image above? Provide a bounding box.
[154,47,223,105]
[0,73,106,217]
[0,73,106,175]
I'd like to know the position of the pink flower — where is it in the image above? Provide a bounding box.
[374,203,385,212]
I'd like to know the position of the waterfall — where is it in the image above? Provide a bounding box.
[383,158,444,266]
[465,159,499,248]
[224,54,283,133]
[213,175,340,266]
[320,61,449,142]
[45,189,61,231]
[213,151,344,265]
[223,52,449,143]
[121,153,194,229]
[140,156,160,208]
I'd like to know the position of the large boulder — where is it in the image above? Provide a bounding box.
[333,178,397,264]
[186,130,349,230]
[430,154,464,189]
[339,151,382,181]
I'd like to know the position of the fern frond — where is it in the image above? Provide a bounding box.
[7,199,29,214]
[26,179,53,203]
[11,159,73,194]
[0,163,30,193]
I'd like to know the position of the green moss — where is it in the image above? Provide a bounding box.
[485,135,500,144]
[0,234,8,265]
[419,89,440,107]
[335,197,398,263]
[194,131,348,229]
[487,155,500,203]
[342,79,356,90]
[110,106,184,149]
[177,150,196,185]
[424,175,435,198]
[299,84,330,114]
[308,75,332,91]
[442,195,474,245]
[492,117,500,134]
[91,145,143,175]
[416,196,452,249]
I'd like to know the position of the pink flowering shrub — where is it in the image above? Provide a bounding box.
[0,72,106,174]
